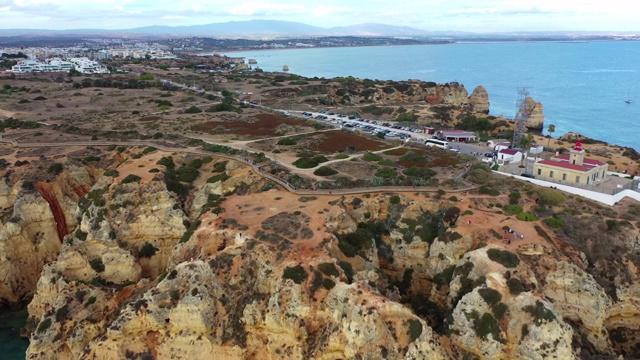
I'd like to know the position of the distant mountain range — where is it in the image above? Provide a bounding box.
[0,20,473,38]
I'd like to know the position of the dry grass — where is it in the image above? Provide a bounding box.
[314,131,389,153]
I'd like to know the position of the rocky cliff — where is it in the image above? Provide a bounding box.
[520,97,544,130]
[468,86,490,114]
[0,166,98,309]
[2,146,640,359]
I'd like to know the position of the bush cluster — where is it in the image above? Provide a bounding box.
[487,248,520,268]
[283,265,308,284]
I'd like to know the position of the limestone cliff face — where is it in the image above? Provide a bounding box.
[324,81,473,107]
[448,248,575,359]
[520,97,544,130]
[26,175,187,359]
[16,159,640,360]
[0,192,60,306]
[0,165,98,308]
[81,246,450,360]
[425,82,469,105]
[542,261,613,353]
[468,86,490,113]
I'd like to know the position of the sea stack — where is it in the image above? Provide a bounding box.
[248,59,257,64]
[522,97,544,130]
[282,65,289,71]
[468,86,490,114]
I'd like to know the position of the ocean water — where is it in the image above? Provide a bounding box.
[225,41,640,150]
[0,309,29,360]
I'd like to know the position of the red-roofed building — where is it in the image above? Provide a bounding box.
[497,148,523,164]
[533,140,608,186]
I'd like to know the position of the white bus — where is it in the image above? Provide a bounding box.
[425,138,449,150]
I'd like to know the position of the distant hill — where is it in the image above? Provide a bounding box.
[0,20,443,38]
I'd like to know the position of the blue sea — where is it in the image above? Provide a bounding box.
[0,309,29,360]
[225,41,640,150]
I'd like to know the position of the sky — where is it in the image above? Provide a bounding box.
[0,0,638,32]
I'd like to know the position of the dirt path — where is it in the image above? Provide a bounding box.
[0,108,16,118]
[1,138,477,195]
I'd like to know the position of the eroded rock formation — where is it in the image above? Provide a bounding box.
[2,147,639,359]
[468,86,490,113]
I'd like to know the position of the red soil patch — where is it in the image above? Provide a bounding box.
[314,131,389,153]
[191,113,311,137]
[35,182,67,242]
[139,115,162,122]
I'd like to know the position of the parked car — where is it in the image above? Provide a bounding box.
[520,173,535,178]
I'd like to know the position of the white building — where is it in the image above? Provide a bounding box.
[497,148,523,164]
[68,57,109,74]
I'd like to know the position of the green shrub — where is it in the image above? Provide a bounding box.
[503,204,523,215]
[121,174,141,184]
[523,300,556,326]
[362,152,382,162]
[37,318,52,333]
[103,169,119,177]
[318,262,340,277]
[157,156,175,169]
[516,212,537,221]
[492,302,508,320]
[543,217,564,228]
[293,157,319,169]
[378,159,396,167]
[537,188,566,206]
[138,242,158,258]
[89,258,105,273]
[176,166,200,182]
[408,319,423,342]
[183,106,202,114]
[507,278,525,295]
[375,167,396,179]
[86,296,97,306]
[606,219,619,231]
[142,146,156,154]
[314,166,338,176]
[400,151,427,164]
[403,166,437,178]
[478,288,502,306]
[322,278,336,290]
[283,265,308,284]
[212,161,227,173]
[473,312,501,340]
[338,261,354,283]
[487,248,520,268]
[48,162,64,175]
[207,173,229,183]
[277,137,297,145]
[478,185,500,196]
[390,195,401,204]
[508,191,521,205]
[433,266,455,288]
[75,229,88,241]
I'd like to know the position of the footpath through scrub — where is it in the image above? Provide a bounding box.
[0,137,478,196]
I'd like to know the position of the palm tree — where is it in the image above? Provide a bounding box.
[519,133,533,170]
[546,124,556,151]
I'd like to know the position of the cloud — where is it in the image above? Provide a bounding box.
[0,0,637,32]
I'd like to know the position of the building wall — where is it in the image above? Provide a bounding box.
[533,163,607,186]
